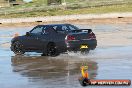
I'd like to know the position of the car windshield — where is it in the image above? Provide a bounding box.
[30,25,47,34]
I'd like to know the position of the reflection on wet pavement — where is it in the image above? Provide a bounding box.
[10,55,97,88]
[11,56,98,79]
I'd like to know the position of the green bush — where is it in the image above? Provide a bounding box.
[47,0,61,5]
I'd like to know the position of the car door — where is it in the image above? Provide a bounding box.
[23,26,44,50]
[53,25,68,49]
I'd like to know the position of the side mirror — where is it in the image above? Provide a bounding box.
[26,32,30,36]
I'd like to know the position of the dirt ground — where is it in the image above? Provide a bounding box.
[0,17,132,27]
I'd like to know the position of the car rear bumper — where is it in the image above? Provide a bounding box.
[66,39,97,51]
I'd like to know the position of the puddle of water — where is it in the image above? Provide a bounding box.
[0,51,131,88]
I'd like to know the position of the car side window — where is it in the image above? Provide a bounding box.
[68,25,76,30]
[43,27,48,34]
[53,25,62,31]
[44,26,55,34]
[62,26,69,31]
[68,25,79,31]
[53,26,58,30]
[31,26,43,34]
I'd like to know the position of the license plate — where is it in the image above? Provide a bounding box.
[80,45,88,49]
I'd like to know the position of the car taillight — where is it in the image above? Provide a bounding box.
[89,32,96,39]
[65,35,75,41]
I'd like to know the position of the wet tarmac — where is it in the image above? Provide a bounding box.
[0,24,132,88]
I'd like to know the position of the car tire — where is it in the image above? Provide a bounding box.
[12,41,25,55]
[46,43,59,57]
[41,53,47,56]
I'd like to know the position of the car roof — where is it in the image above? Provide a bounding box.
[38,24,71,27]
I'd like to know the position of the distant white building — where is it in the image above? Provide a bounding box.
[23,0,32,3]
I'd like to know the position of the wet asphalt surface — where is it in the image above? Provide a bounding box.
[0,24,132,88]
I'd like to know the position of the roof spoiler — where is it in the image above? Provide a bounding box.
[72,29,92,33]
[80,29,92,33]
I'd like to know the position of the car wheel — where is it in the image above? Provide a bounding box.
[46,43,59,56]
[12,41,25,55]
[41,53,47,56]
